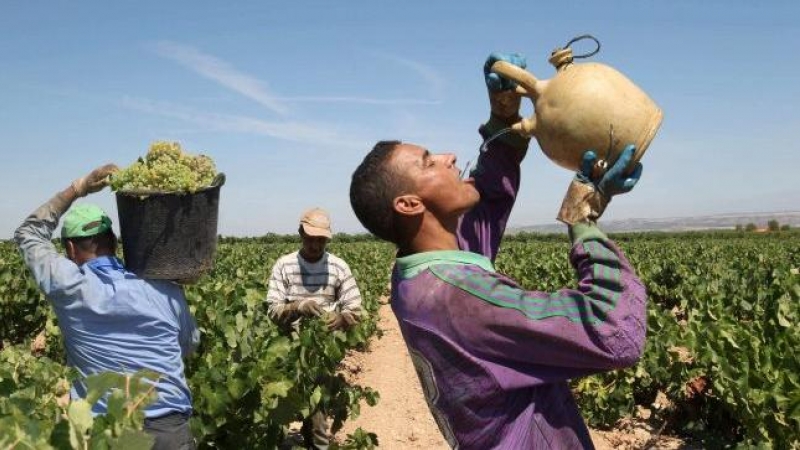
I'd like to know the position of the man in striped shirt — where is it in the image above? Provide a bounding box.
[266,207,362,449]
[348,52,648,449]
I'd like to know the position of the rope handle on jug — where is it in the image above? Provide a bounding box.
[564,34,601,58]
[550,34,601,68]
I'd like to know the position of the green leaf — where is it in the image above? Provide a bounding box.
[225,325,238,348]
[777,297,792,327]
[719,328,741,349]
[263,380,292,399]
[235,312,246,333]
[227,378,246,400]
[105,390,127,421]
[85,372,126,406]
[68,400,94,447]
[310,386,322,410]
[110,429,155,450]
[127,370,162,400]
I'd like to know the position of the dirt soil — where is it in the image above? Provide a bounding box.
[335,301,691,450]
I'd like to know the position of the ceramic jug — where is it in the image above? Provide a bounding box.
[491,37,663,174]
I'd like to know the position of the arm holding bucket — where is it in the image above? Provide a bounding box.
[72,164,118,197]
[13,164,116,297]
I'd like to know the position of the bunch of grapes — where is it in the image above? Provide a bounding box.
[110,141,217,193]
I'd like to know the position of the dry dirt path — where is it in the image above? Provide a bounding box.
[335,301,449,449]
[333,301,685,449]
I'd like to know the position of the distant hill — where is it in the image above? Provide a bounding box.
[511,211,800,234]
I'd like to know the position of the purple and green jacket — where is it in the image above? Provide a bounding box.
[391,119,648,449]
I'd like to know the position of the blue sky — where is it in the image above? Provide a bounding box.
[2,1,798,237]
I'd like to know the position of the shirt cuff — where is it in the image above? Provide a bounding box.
[569,222,608,244]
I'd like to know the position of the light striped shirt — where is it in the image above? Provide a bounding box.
[266,251,362,321]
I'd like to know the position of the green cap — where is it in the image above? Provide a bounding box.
[61,204,113,239]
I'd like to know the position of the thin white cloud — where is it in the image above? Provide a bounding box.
[274,96,441,105]
[152,42,444,108]
[153,41,290,115]
[121,96,347,145]
[370,52,447,100]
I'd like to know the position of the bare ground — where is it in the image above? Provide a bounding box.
[335,300,692,449]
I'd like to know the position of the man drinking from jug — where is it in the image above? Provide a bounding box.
[348,52,648,449]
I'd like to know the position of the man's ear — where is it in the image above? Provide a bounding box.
[393,194,425,217]
[64,240,77,262]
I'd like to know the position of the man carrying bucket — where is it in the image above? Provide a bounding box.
[14,165,200,449]
[348,52,648,449]
[266,208,363,450]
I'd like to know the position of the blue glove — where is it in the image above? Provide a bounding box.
[557,144,643,225]
[578,144,643,198]
[484,52,527,91]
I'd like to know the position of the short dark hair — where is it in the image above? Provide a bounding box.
[63,230,117,255]
[350,140,413,244]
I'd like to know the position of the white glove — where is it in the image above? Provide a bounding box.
[71,164,118,197]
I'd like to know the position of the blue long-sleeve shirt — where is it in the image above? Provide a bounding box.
[14,198,199,418]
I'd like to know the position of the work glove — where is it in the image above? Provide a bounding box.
[272,299,323,324]
[557,144,643,225]
[292,299,323,317]
[71,164,118,197]
[484,52,527,120]
[325,311,359,331]
[484,52,526,91]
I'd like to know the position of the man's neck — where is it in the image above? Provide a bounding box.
[399,213,460,256]
[299,250,325,263]
[76,251,115,266]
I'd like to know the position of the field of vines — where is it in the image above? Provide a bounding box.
[1,231,799,448]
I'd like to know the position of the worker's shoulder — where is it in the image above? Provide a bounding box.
[429,263,508,292]
[324,252,351,269]
[271,251,301,267]
[429,262,493,277]
[137,278,186,299]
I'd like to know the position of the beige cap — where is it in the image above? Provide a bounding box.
[300,208,332,239]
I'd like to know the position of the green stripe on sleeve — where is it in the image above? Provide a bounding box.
[569,222,607,244]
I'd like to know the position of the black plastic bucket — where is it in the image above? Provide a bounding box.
[115,174,225,281]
